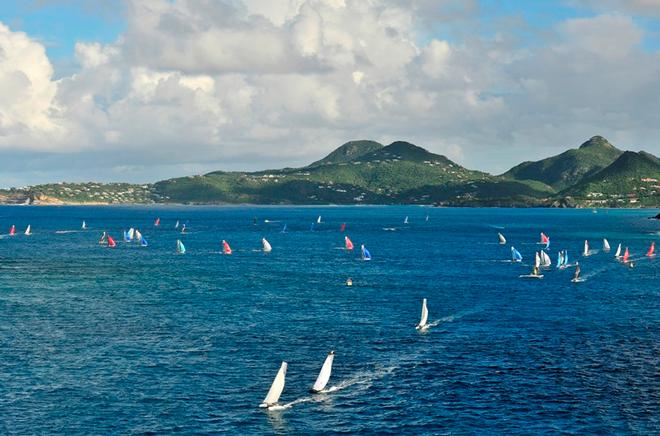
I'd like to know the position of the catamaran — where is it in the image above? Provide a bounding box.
[498,233,506,244]
[361,244,372,261]
[222,240,232,255]
[310,352,335,393]
[647,241,655,257]
[603,238,610,252]
[107,235,116,248]
[176,239,186,254]
[583,240,590,256]
[539,250,551,267]
[344,236,354,250]
[9,225,16,236]
[262,238,272,253]
[511,246,523,262]
[259,362,287,409]
[614,243,622,258]
[415,298,429,331]
[24,225,31,236]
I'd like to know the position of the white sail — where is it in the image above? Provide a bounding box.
[81,220,87,230]
[498,232,506,244]
[260,362,287,407]
[311,352,335,393]
[134,229,143,242]
[317,216,322,224]
[534,252,541,269]
[603,238,610,252]
[175,220,180,229]
[540,250,551,266]
[583,240,589,256]
[24,225,31,235]
[127,228,135,240]
[614,243,621,258]
[416,298,429,329]
[404,216,409,224]
[262,238,272,252]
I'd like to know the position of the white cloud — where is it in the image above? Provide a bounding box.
[1,2,660,186]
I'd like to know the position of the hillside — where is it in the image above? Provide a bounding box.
[502,136,623,190]
[562,150,660,207]
[153,141,489,204]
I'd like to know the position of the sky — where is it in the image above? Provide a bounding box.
[1,0,660,187]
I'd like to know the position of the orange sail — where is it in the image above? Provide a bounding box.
[107,236,116,248]
[647,242,655,257]
[623,247,629,263]
[345,236,354,250]
[540,232,549,244]
[222,240,232,255]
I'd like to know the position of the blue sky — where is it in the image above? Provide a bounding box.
[0,0,659,186]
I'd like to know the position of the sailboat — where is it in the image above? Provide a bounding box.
[281,224,287,233]
[181,224,187,234]
[614,243,622,258]
[81,221,87,230]
[571,263,583,283]
[539,232,549,245]
[24,225,31,236]
[545,238,550,250]
[317,216,322,224]
[310,222,315,231]
[340,223,346,232]
[107,235,116,248]
[498,233,506,244]
[140,236,148,247]
[583,240,590,256]
[520,252,543,278]
[647,241,655,257]
[154,218,160,227]
[222,240,232,255]
[404,216,409,224]
[259,362,287,409]
[556,251,564,268]
[622,247,630,263]
[310,352,335,393]
[361,244,372,261]
[603,238,611,252]
[344,236,354,250]
[262,238,272,253]
[175,220,180,229]
[134,229,143,243]
[511,246,523,262]
[415,298,429,331]
[540,250,551,267]
[99,232,107,244]
[9,225,16,236]
[425,215,429,222]
[176,239,186,254]
[123,230,131,243]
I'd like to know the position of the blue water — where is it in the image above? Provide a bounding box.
[0,206,658,434]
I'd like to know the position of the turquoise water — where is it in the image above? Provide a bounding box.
[0,206,658,434]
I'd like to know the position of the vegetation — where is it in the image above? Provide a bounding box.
[1,136,658,207]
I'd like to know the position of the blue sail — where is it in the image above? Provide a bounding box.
[545,239,550,250]
[511,246,523,261]
[281,223,287,233]
[361,244,372,261]
[141,236,148,247]
[556,251,563,268]
[310,222,315,231]
[123,230,130,242]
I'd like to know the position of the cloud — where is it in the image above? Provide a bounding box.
[1,2,660,186]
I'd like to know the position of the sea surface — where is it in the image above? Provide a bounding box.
[0,206,658,435]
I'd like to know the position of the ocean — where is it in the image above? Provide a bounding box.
[0,206,658,434]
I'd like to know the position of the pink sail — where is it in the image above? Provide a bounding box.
[345,236,354,250]
[222,240,232,255]
[647,242,655,257]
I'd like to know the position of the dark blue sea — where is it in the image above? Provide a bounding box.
[0,206,658,435]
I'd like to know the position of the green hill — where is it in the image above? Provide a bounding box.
[562,150,660,207]
[502,136,623,190]
[309,140,383,167]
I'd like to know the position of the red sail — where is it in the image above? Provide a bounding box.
[647,242,655,257]
[223,240,232,254]
[154,218,160,226]
[107,236,116,248]
[340,223,346,232]
[540,232,549,243]
[623,247,629,263]
[9,225,15,236]
[345,236,354,250]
